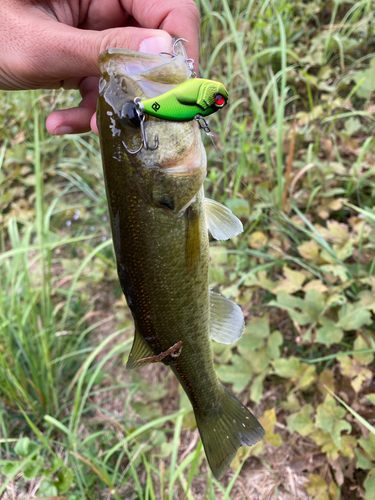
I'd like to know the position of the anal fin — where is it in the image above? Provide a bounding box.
[126,328,155,369]
[205,198,243,241]
[210,290,245,344]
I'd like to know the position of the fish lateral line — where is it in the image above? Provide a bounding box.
[137,340,183,364]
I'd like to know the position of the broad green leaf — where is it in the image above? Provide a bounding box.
[338,356,372,393]
[297,239,320,262]
[316,317,343,347]
[56,468,74,494]
[337,303,371,331]
[364,468,375,500]
[355,449,374,470]
[246,316,270,338]
[326,292,346,308]
[281,393,300,413]
[318,369,335,394]
[287,404,314,436]
[304,289,325,321]
[259,409,282,447]
[273,357,316,390]
[238,317,270,354]
[304,279,328,293]
[132,401,161,420]
[325,220,350,245]
[299,365,317,390]
[273,357,301,379]
[320,265,348,282]
[335,240,354,260]
[306,473,339,500]
[37,478,58,497]
[353,336,374,365]
[345,117,362,135]
[315,395,351,449]
[248,230,267,249]
[209,266,228,285]
[268,292,311,326]
[216,355,252,392]
[250,347,271,374]
[23,462,42,479]
[256,270,277,292]
[353,56,375,98]
[305,474,328,499]
[266,331,283,359]
[51,457,63,473]
[14,438,40,458]
[250,372,267,403]
[237,334,264,354]
[2,462,19,476]
[311,431,355,460]
[339,436,356,459]
[210,246,228,265]
[359,433,375,461]
[273,267,306,294]
[358,291,375,313]
[225,198,250,218]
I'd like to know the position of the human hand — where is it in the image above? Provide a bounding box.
[0,0,199,135]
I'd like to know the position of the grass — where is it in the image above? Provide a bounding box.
[1,0,375,498]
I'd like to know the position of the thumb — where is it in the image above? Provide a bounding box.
[13,22,173,87]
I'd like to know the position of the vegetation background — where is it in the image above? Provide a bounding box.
[1,0,375,498]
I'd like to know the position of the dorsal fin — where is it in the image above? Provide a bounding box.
[126,328,154,369]
[204,198,243,240]
[209,290,245,344]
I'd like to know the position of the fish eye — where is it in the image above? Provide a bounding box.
[214,94,225,107]
[120,102,141,128]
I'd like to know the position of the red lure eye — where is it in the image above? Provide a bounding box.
[215,94,225,106]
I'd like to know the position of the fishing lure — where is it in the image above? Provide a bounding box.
[122,39,229,154]
[138,78,228,122]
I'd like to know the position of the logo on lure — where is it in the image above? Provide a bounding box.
[137,79,229,122]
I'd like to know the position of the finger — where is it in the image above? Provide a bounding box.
[122,0,200,74]
[78,0,199,70]
[46,77,99,135]
[91,113,99,136]
[11,21,173,86]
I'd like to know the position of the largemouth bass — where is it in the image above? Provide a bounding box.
[97,45,264,479]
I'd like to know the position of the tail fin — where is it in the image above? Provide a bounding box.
[194,385,264,480]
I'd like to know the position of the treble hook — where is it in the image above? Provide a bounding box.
[122,98,159,154]
[159,38,196,78]
[194,114,211,134]
[160,38,189,58]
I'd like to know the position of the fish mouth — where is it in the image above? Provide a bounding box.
[98,45,190,100]
[97,43,204,172]
[98,45,191,132]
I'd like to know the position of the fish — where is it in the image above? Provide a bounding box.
[97,45,264,480]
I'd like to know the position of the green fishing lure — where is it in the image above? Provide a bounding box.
[138,78,229,121]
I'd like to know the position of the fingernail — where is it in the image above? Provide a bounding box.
[54,125,74,135]
[139,36,172,56]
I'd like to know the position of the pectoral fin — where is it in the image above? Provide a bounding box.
[126,328,154,369]
[205,198,243,240]
[209,290,245,344]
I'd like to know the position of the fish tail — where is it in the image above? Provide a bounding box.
[194,385,264,480]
